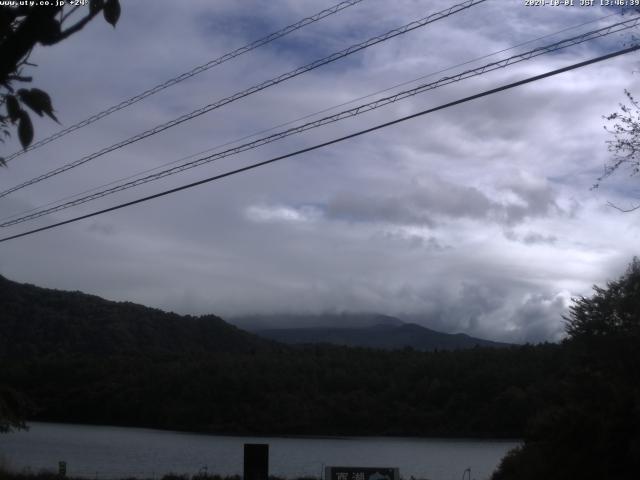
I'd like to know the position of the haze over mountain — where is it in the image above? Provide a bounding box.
[0,273,512,358]
[255,322,511,351]
[232,313,511,350]
[231,312,405,331]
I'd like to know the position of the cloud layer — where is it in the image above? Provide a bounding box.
[1,0,639,343]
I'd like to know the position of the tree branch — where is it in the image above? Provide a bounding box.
[60,5,81,23]
[0,7,62,83]
[57,8,101,42]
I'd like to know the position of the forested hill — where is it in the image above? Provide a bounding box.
[0,275,272,357]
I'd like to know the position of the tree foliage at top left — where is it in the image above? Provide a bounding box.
[0,0,120,432]
[0,0,121,165]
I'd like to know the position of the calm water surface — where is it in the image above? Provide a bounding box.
[0,423,519,480]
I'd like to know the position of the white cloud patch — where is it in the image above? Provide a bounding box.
[246,204,319,223]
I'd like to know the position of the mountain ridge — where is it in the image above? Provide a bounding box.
[254,319,511,351]
[0,274,509,356]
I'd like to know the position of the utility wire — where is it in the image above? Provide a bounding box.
[2,15,637,228]
[1,44,637,244]
[0,9,618,222]
[0,10,619,225]
[2,0,366,163]
[0,0,487,199]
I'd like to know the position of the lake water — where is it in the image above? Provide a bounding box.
[0,423,519,480]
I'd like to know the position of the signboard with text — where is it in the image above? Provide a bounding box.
[325,466,399,480]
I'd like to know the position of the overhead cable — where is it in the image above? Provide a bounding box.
[0,9,617,225]
[2,15,638,228]
[0,11,620,225]
[1,43,637,244]
[2,0,366,163]
[0,0,487,199]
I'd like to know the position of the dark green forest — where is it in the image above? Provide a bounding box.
[1,259,639,479]
[0,273,559,438]
[492,258,640,480]
[0,344,562,438]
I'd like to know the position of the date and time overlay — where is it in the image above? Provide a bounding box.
[0,0,637,8]
[0,0,638,8]
[525,0,639,6]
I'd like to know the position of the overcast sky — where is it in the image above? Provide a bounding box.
[1,0,639,343]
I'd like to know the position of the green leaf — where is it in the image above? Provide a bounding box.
[6,95,20,123]
[90,0,105,14]
[17,88,59,123]
[103,0,120,27]
[0,11,13,41]
[37,16,61,45]
[17,110,33,150]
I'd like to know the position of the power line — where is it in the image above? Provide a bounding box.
[2,15,637,228]
[0,10,619,225]
[0,11,619,226]
[0,0,487,199]
[1,44,637,244]
[2,0,366,163]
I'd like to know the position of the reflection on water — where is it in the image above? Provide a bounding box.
[0,422,519,480]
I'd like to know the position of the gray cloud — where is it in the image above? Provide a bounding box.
[401,280,570,344]
[504,229,558,245]
[508,293,569,344]
[317,174,563,227]
[0,0,638,344]
[500,179,563,224]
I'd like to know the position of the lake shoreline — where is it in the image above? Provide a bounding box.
[24,420,522,443]
[0,471,316,480]
[1,422,519,480]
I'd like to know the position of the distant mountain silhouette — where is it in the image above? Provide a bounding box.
[231,312,404,331]
[249,316,511,351]
[0,273,508,357]
[0,275,272,358]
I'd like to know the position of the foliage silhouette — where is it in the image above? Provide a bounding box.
[492,258,640,480]
[0,1,120,163]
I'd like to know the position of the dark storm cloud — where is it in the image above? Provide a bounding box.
[318,174,564,227]
[401,278,569,344]
[501,179,563,224]
[509,293,568,343]
[322,184,491,225]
